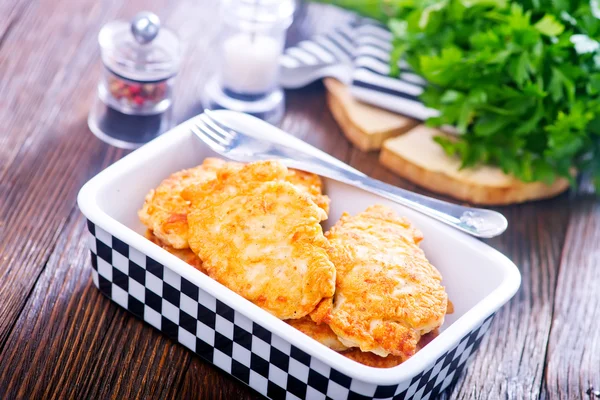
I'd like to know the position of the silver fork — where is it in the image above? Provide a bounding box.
[191,110,508,238]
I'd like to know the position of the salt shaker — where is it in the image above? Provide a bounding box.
[88,12,181,149]
[203,0,295,125]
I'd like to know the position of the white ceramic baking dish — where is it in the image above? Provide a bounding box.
[77,111,520,400]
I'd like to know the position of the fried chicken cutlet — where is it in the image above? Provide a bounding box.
[139,158,228,249]
[184,161,336,320]
[341,330,439,368]
[287,316,439,368]
[285,169,330,213]
[286,317,348,351]
[312,205,448,359]
[138,158,329,250]
[145,230,205,273]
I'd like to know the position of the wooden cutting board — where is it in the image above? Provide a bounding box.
[324,78,418,151]
[324,78,570,205]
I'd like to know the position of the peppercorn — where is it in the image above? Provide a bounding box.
[107,73,168,110]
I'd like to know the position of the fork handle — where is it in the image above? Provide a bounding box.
[284,157,508,239]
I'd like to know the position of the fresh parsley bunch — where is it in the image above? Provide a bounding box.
[314,0,600,188]
[387,0,600,188]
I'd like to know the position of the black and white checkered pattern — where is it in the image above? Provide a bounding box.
[86,220,494,400]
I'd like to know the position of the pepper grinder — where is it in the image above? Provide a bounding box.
[202,0,295,125]
[88,12,181,149]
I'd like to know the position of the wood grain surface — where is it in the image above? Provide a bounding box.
[541,183,600,400]
[0,1,598,399]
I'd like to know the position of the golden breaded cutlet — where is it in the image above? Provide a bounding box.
[139,158,329,250]
[138,158,228,249]
[184,160,336,320]
[145,230,205,273]
[286,317,348,351]
[287,316,439,368]
[210,161,330,218]
[340,349,405,368]
[341,330,439,368]
[312,205,448,359]
[285,169,330,215]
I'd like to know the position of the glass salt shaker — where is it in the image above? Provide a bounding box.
[88,11,181,149]
[202,0,295,125]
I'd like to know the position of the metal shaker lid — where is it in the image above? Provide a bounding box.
[98,11,180,82]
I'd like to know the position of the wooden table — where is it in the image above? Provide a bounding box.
[1,1,599,399]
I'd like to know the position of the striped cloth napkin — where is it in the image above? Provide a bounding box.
[279,18,439,121]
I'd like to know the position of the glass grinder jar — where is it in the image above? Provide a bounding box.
[88,11,181,149]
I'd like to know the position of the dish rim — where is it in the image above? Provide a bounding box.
[77,111,521,385]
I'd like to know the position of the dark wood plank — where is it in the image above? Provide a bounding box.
[0,0,32,45]
[0,0,192,351]
[0,204,197,399]
[0,0,110,179]
[80,307,192,400]
[174,354,259,400]
[282,82,353,161]
[439,195,572,399]
[0,0,591,399]
[542,185,600,399]
[0,212,120,399]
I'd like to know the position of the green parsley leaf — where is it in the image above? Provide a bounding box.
[312,0,600,190]
[534,14,565,36]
